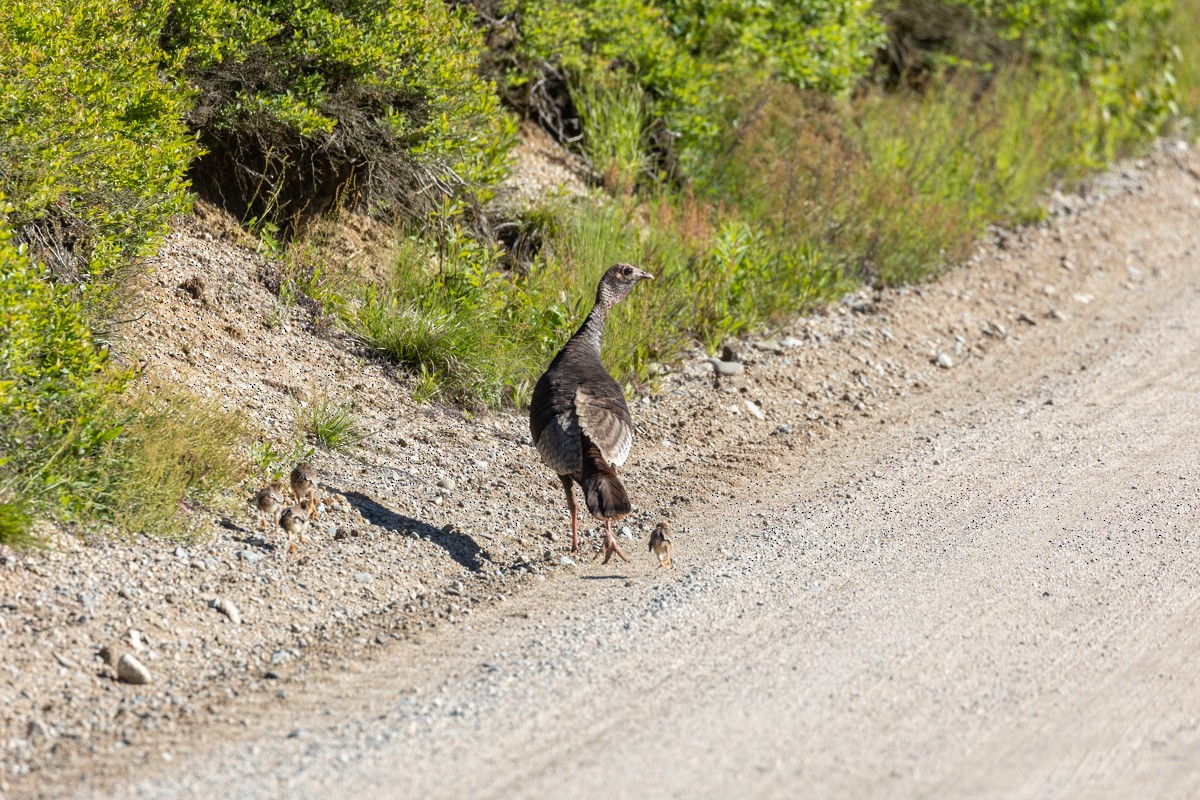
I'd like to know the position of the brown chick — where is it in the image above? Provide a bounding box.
[648,522,672,569]
[290,462,318,518]
[253,481,286,531]
[278,497,312,555]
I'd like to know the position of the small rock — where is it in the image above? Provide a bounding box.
[935,352,954,369]
[53,651,81,670]
[27,719,50,739]
[744,400,766,421]
[173,546,189,559]
[78,592,99,611]
[709,359,744,377]
[559,556,576,567]
[236,549,262,564]
[117,653,152,685]
[354,572,373,584]
[779,336,803,349]
[620,526,633,539]
[437,476,456,491]
[270,650,293,666]
[210,597,242,625]
[774,424,793,435]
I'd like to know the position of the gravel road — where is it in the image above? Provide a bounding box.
[55,146,1200,799]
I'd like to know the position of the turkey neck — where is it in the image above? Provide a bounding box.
[565,299,611,359]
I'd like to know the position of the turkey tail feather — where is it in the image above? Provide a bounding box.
[581,437,630,521]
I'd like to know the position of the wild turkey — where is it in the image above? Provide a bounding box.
[530,262,654,563]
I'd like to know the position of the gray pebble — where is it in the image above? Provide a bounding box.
[78,592,99,611]
[779,336,803,349]
[354,572,373,584]
[709,359,744,376]
[236,550,262,565]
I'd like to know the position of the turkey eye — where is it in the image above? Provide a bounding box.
[622,267,632,276]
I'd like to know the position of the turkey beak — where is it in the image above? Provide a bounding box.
[635,268,655,281]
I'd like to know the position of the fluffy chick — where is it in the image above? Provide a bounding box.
[253,481,286,531]
[290,462,318,517]
[278,497,312,555]
[648,521,672,570]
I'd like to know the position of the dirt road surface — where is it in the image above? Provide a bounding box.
[43,148,1200,798]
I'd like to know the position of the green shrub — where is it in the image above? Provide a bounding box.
[0,209,245,541]
[0,0,196,298]
[0,208,128,520]
[491,0,884,176]
[164,0,517,229]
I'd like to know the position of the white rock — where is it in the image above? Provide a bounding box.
[744,400,766,421]
[117,653,152,685]
[210,597,242,625]
[935,352,954,369]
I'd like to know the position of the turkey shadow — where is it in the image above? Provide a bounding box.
[339,488,486,571]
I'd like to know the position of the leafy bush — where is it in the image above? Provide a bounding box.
[0,208,128,523]
[489,0,884,175]
[877,0,1178,151]
[0,212,245,542]
[164,0,518,229]
[0,0,196,297]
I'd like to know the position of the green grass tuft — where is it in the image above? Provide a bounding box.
[296,395,364,450]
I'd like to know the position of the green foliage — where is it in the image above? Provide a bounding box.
[495,0,884,174]
[165,0,518,227]
[108,385,248,537]
[0,209,128,516]
[983,0,1176,146]
[573,79,650,194]
[0,500,34,548]
[248,438,314,484]
[1175,0,1200,118]
[0,0,196,295]
[351,229,542,407]
[0,213,244,540]
[296,394,364,450]
[657,0,886,92]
